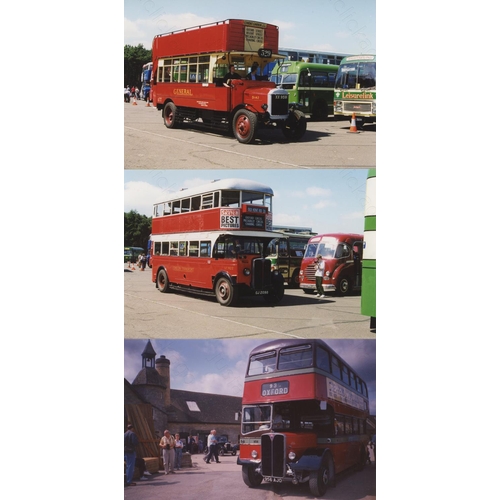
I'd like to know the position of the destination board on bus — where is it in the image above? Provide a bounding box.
[326,378,367,411]
[261,381,289,396]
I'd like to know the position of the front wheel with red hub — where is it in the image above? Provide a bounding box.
[232,109,257,144]
[215,277,238,306]
[163,102,177,128]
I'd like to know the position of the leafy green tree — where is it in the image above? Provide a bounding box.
[124,44,152,88]
[124,210,152,250]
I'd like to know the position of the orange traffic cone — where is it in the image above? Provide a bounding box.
[348,113,360,133]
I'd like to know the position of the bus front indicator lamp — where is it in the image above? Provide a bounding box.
[288,451,296,460]
[251,450,258,459]
[244,268,251,276]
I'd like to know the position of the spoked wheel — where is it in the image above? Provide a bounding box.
[232,109,257,143]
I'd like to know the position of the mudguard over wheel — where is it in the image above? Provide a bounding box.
[232,109,257,144]
[282,110,307,141]
[215,277,238,306]
[242,464,263,488]
[156,269,170,293]
[163,102,178,128]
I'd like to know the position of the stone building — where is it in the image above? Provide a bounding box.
[124,340,243,451]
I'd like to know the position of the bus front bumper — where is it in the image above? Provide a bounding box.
[300,283,336,291]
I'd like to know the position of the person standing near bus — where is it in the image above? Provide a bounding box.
[124,424,139,487]
[314,254,325,298]
[160,430,176,474]
[174,433,183,470]
[204,429,221,463]
[367,441,375,464]
[139,253,147,271]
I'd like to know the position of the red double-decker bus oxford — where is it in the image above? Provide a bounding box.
[150,178,286,306]
[238,339,370,497]
[299,233,363,295]
[150,19,307,144]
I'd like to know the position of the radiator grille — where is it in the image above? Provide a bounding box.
[270,93,289,116]
[261,433,286,478]
[304,264,317,280]
[252,258,272,289]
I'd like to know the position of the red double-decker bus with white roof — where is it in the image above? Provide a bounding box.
[150,178,286,306]
[237,339,370,497]
[150,19,307,143]
[299,233,363,296]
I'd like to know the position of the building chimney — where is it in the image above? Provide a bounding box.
[155,355,171,406]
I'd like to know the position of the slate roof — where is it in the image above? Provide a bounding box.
[167,388,242,425]
[132,367,166,387]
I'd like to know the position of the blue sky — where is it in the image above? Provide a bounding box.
[124,169,369,235]
[124,0,375,55]
[125,338,376,414]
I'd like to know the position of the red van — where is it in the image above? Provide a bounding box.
[299,233,363,295]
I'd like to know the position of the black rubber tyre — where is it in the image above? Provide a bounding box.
[309,461,329,497]
[163,102,177,128]
[282,110,307,141]
[156,269,170,293]
[215,277,237,306]
[337,276,350,295]
[242,464,263,488]
[232,109,257,143]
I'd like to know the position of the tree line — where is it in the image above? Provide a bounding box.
[125,210,152,251]
[124,44,152,89]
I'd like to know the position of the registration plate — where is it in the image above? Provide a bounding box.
[263,477,282,483]
[255,290,269,295]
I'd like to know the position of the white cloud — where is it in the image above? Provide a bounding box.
[124,180,164,215]
[274,212,303,227]
[313,200,336,210]
[306,186,331,197]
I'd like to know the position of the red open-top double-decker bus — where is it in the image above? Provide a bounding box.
[150,178,286,306]
[150,19,306,143]
[237,339,370,497]
[299,233,363,296]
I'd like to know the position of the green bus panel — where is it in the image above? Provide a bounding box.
[361,260,375,317]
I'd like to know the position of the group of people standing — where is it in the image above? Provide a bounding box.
[124,85,140,102]
[160,429,184,474]
[125,425,225,487]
